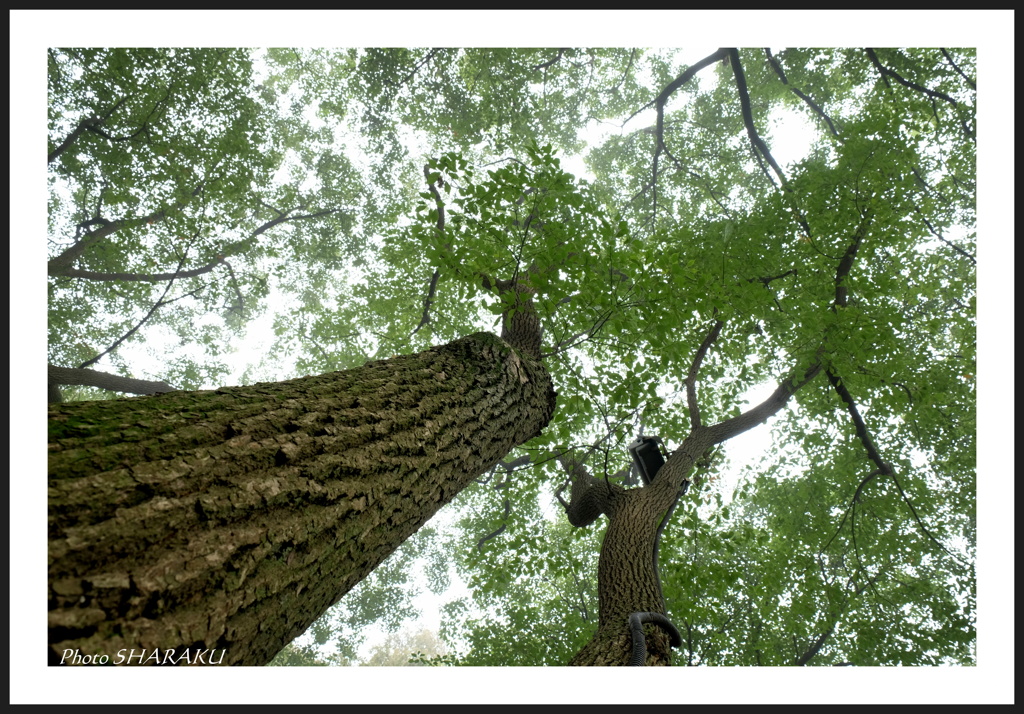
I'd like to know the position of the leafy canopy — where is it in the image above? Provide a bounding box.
[46,45,976,668]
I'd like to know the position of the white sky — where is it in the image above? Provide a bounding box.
[13,9,1014,706]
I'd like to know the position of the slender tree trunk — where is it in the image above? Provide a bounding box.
[567,476,686,666]
[562,299,822,666]
[48,331,555,665]
[566,428,717,666]
[568,482,676,666]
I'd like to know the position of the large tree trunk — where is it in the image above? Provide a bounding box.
[48,331,555,665]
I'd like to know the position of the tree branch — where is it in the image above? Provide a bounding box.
[220,258,247,319]
[48,364,175,401]
[660,146,735,218]
[58,255,226,283]
[555,453,621,528]
[649,48,731,124]
[825,370,888,468]
[48,116,103,164]
[48,97,130,164]
[531,48,566,73]
[411,270,441,337]
[916,210,977,265]
[476,498,511,551]
[729,49,788,188]
[940,48,976,90]
[409,163,452,338]
[384,48,440,90]
[705,359,822,446]
[819,207,967,569]
[796,616,843,665]
[865,49,960,108]
[423,163,447,234]
[685,319,724,429]
[833,211,872,308]
[646,48,732,217]
[702,211,872,447]
[48,184,205,276]
[764,49,841,138]
[825,368,966,569]
[607,49,638,96]
[251,206,344,238]
[78,255,200,369]
[542,309,614,358]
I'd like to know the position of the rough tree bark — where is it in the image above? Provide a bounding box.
[48,329,555,665]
